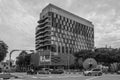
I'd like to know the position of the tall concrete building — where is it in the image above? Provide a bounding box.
[34,4,94,67]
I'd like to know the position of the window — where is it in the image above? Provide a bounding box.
[6,67,8,69]
[63,17,65,21]
[58,29,60,32]
[56,18,58,23]
[68,19,70,23]
[53,13,56,18]
[66,47,68,53]
[58,15,60,19]
[51,41,54,44]
[67,18,69,22]
[55,33,58,37]
[61,16,63,20]
[58,46,60,53]
[57,38,59,42]
[60,34,62,38]
[55,42,58,45]
[70,48,72,54]
[45,55,50,59]
[56,14,58,18]
[65,39,67,43]
[60,15,62,20]
[92,69,101,71]
[61,30,63,34]
[63,21,65,25]
[70,20,72,23]
[61,38,63,42]
[51,45,56,52]
[64,26,66,30]
[62,46,64,53]
[60,20,62,24]
[65,18,67,22]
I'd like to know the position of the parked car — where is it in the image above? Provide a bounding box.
[0,68,2,73]
[27,69,37,75]
[116,70,120,74]
[38,70,50,74]
[83,68,103,76]
[50,69,64,74]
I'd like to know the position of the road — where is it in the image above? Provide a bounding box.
[10,73,120,80]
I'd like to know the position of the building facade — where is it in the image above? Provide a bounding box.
[35,4,94,66]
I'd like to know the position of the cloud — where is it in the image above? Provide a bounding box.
[66,0,73,8]
[0,0,37,60]
[1,0,120,60]
[82,1,120,48]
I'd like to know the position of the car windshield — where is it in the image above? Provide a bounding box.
[92,69,100,71]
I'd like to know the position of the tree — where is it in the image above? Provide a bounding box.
[16,51,28,71]
[24,54,32,66]
[94,48,120,65]
[16,51,33,71]
[73,48,120,70]
[73,50,95,69]
[74,50,95,61]
[0,40,8,62]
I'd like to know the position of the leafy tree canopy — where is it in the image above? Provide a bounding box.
[16,51,33,67]
[73,48,120,66]
[0,40,8,62]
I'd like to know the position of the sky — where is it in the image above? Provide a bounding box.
[0,0,120,60]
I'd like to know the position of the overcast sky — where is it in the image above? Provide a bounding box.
[0,0,120,60]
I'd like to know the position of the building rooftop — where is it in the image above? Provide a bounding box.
[43,3,93,26]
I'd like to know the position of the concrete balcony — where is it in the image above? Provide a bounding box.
[36,43,51,50]
[37,16,49,23]
[36,31,51,40]
[36,38,51,44]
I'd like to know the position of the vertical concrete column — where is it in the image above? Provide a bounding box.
[60,45,62,54]
[56,45,58,54]
[64,46,66,54]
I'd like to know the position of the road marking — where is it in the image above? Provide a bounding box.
[17,76,24,78]
[38,75,52,79]
[86,76,100,80]
[106,74,120,77]
[8,79,23,80]
[32,76,38,78]
[38,75,82,79]
[52,75,82,79]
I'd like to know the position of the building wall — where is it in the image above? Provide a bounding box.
[31,52,40,66]
[35,4,94,66]
[31,50,75,66]
[41,4,93,27]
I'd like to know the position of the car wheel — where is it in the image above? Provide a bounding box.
[98,73,102,76]
[95,74,97,76]
[84,74,86,76]
[88,73,91,76]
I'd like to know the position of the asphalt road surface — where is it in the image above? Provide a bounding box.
[10,73,120,80]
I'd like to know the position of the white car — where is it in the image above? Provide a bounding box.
[83,68,103,76]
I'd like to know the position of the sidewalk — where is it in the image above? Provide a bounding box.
[0,73,18,79]
[11,72,82,79]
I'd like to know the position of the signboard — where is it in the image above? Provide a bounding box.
[40,56,51,62]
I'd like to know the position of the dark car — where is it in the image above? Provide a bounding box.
[38,70,50,74]
[116,70,120,74]
[0,68,2,73]
[50,69,64,74]
[27,69,37,75]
